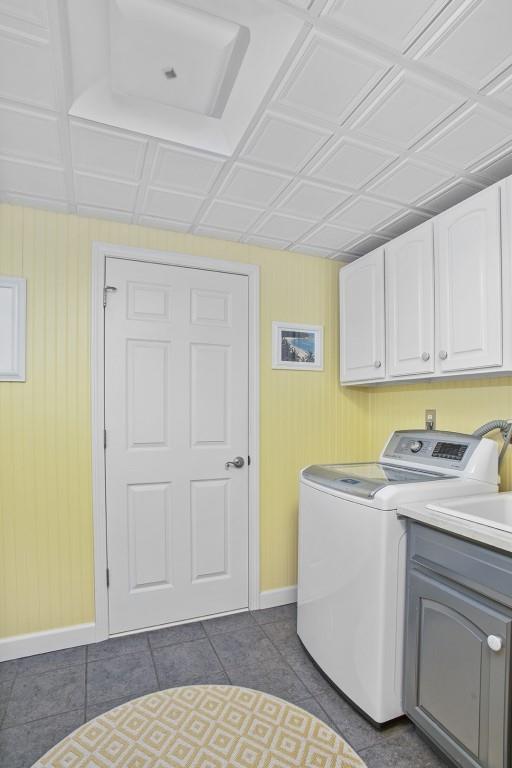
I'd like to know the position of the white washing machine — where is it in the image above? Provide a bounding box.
[297,430,499,725]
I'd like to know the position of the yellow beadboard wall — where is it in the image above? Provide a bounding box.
[368,378,512,490]
[0,204,370,638]
[3,201,512,641]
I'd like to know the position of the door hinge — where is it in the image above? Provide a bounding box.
[106,568,110,588]
[103,429,107,449]
[248,455,251,466]
[103,285,117,308]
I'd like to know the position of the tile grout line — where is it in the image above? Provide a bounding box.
[85,638,158,708]
[147,628,209,655]
[146,632,164,690]
[204,634,234,684]
[209,618,284,677]
[86,635,157,712]
[257,621,309,675]
[230,618,314,694]
[0,707,85,733]
[257,619,354,712]
[0,673,17,730]
[0,662,88,732]
[205,620,341,721]
[6,661,86,681]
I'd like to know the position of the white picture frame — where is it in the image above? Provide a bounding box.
[0,276,26,382]
[272,321,323,371]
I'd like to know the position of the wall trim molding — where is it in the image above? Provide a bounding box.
[0,589,298,662]
[91,242,261,641]
[0,623,96,662]
[259,586,297,609]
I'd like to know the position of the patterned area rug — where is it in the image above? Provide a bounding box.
[32,685,366,767]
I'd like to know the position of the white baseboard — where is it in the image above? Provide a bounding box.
[259,585,297,610]
[0,623,96,662]
[0,588,298,661]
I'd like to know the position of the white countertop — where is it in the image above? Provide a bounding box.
[397,501,512,554]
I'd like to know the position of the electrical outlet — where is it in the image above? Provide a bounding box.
[425,409,436,431]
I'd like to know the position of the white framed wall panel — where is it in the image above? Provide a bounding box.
[0,275,26,381]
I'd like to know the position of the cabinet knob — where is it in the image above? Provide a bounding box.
[439,350,448,360]
[421,352,430,362]
[487,635,503,653]
[374,360,382,368]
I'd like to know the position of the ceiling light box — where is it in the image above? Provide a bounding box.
[66,0,302,155]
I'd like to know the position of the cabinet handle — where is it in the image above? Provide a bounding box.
[439,350,448,360]
[421,352,430,361]
[487,635,503,653]
[374,360,382,368]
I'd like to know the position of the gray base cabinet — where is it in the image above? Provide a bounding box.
[404,523,512,768]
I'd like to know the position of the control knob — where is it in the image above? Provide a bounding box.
[410,440,423,453]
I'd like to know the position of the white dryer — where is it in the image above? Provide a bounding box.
[297,430,499,725]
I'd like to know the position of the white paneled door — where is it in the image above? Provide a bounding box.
[104,257,249,634]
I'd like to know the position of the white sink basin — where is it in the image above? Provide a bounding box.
[427,493,512,533]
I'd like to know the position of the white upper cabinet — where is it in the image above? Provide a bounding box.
[385,223,434,378]
[340,248,385,383]
[339,177,512,385]
[435,186,502,372]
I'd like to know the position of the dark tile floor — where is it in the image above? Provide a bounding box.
[0,604,449,768]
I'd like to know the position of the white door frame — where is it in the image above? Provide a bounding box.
[91,241,260,641]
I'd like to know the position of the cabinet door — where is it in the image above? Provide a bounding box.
[340,248,385,382]
[404,570,510,768]
[436,186,502,372]
[386,223,434,377]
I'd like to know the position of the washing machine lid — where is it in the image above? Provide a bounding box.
[302,462,454,499]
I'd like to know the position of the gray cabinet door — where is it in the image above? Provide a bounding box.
[404,570,511,768]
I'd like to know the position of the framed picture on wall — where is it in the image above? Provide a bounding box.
[0,276,26,382]
[272,322,323,371]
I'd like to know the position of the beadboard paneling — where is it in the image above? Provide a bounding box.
[0,204,370,637]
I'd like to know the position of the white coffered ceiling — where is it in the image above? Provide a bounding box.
[1,0,512,260]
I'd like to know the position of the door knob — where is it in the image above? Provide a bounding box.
[374,360,382,368]
[487,635,503,653]
[225,456,245,469]
[439,350,448,360]
[421,352,430,361]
